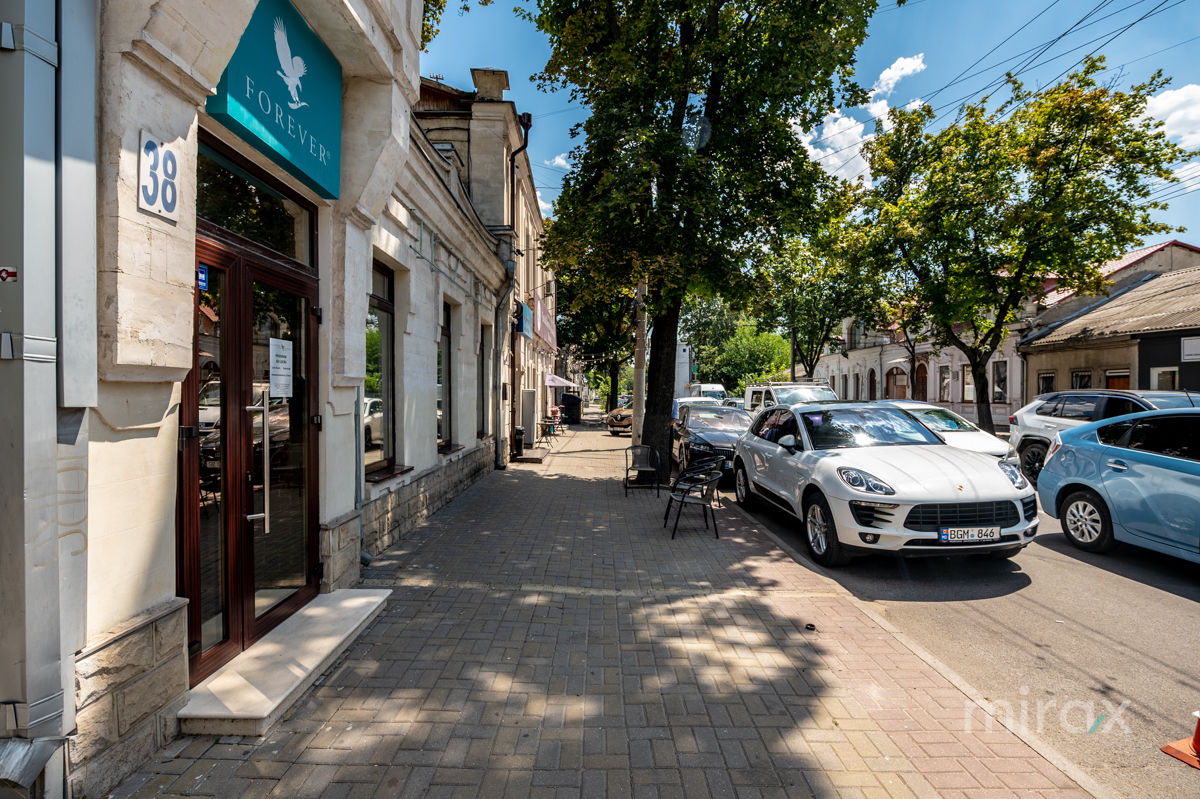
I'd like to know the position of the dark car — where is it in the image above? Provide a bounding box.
[670,404,753,480]
[1037,408,1200,564]
[1009,389,1199,484]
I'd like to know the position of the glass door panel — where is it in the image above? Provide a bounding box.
[247,280,309,619]
[197,264,229,656]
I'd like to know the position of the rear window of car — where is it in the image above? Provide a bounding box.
[1057,396,1098,420]
[1100,397,1142,419]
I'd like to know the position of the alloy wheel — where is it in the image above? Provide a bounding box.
[806,503,829,556]
[1065,499,1102,543]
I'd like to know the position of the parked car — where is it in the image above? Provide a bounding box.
[670,404,753,480]
[1009,389,1199,484]
[363,397,384,447]
[1037,408,1200,564]
[604,401,634,435]
[722,397,746,410]
[733,402,1037,566]
[745,381,837,412]
[885,400,1016,461]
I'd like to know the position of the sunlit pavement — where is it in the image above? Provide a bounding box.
[111,406,1095,798]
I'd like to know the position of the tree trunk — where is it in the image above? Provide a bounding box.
[971,361,994,433]
[642,298,682,479]
[607,360,620,412]
[790,330,796,381]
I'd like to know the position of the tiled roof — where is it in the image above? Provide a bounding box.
[1030,265,1200,346]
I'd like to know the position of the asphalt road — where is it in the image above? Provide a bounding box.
[733,494,1200,799]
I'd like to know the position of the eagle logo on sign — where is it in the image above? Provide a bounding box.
[274,18,309,110]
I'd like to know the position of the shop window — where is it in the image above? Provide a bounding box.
[938,366,950,402]
[992,361,1008,402]
[1038,372,1056,394]
[437,301,454,449]
[365,265,394,473]
[1071,370,1092,389]
[197,142,312,265]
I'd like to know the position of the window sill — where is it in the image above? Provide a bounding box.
[365,463,414,483]
[437,443,465,456]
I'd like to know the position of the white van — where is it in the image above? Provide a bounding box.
[745,381,837,411]
[688,382,727,400]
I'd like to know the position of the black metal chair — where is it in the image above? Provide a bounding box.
[664,472,723,539]
[663,455,723,528]
[624,445,662,497]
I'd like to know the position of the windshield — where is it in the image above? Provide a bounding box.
[775,386,837,404]
[1141,392,1199,409]
[700,389,726,400]
[688,408,752,431]
[907,407,977,432]
[800,407,942,449]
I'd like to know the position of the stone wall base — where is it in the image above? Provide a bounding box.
[362,443,493,555]
[67,598,189,799]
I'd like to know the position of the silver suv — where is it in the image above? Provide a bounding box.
[1009,389,1198,484]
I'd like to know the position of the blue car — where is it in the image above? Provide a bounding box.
[1037,408,1200,564]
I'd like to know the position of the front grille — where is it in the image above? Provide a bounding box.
[849,501,896,528]
[1022,496,1038,522]
[902,533,1021,548]
[903,501,1021,532]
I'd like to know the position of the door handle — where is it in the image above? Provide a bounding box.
[245,391,271,534]
[1105,459,1128,472]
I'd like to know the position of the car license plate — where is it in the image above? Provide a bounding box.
[724,460,733,469]
[940,526,1000,542]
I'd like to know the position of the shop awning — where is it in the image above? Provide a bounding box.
[545,374,578,388]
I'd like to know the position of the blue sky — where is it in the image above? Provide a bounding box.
[423,0,1200,242]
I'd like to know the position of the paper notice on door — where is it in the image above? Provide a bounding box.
[269,338,293,398]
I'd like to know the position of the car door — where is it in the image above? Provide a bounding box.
[1100,415,1200,553]
[744,409,783,492]
[762,410,803,512]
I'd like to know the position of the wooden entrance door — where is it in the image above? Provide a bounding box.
[178,234,319,684]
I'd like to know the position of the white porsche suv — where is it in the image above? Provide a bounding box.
[733,402,1038,567]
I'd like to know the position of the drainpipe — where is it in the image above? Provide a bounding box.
[506,113,532,456]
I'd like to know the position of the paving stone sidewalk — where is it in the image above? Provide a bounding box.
[112,409,1093,799]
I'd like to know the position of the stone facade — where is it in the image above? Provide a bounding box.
[68,599,189,798]
[362,441,494,556]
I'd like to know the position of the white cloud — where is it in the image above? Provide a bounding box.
[798,55,926,185]
[537,189,554,216]
[1146,84,1200,148]
[544,153,571,169]
[905,97,924,111]
[801,111,873,185]
[874,54,926,98]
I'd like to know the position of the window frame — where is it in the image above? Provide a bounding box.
[1150,366,1179,390]
[992,360,1008,403]
[1071,370,1092,389]
[364,263,395,474]
[1037,372,1056,394]
[437,301,454,450]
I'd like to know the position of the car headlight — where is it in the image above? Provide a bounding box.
[837,467,895,495]
[998,461,1027,490]
[691,441,714,452]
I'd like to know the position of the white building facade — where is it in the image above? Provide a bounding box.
[0,2,549,796]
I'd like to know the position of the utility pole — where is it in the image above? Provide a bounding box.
[631,279,647,445]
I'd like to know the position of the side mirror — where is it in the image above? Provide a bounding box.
[777,434,798,451]
[763,399,776,408]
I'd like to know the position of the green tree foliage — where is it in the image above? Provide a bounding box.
[679,294,741,382]
[757,188,878,379]
[864,57,1193,431]
[536,0,883,465]
[709,326,789,396]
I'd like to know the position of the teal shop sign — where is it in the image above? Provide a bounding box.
[207,0,341,197]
